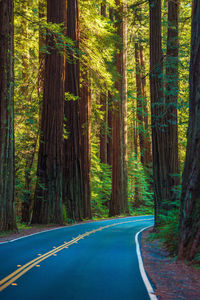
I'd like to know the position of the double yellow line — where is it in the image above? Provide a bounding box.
[0,218,152,292]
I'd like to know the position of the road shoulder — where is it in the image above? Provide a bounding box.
[141,228,200,300]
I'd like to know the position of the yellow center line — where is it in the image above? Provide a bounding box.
[0,236,80,290]
[0,218,153,292]
[0,237,82,292]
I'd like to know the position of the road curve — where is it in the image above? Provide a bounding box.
[0,216,154,300]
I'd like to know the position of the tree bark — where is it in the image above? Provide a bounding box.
[107,92,113,166]
[100,3,107,164]
[63,0,83,222]
[107,8,114,166]
[110,0,129,216]
[178,0,200,260]
[139,45,152,166]
[79,70,92,219]
[100,93,107,164]
[122,0,129,214]
[0,0,16,231]
[38,0,46,99]
[133,118,141,208]
[135,42,144,164]
[149,0,167,226]
[165,0,179,204]
[32,0,65,224]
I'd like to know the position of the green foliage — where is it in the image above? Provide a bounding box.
[128,152,154,211]
[194,253,200,269]
[80,0,118,94]
[91,143,111,218]
[151,204,180,256]
[14,0,40,210]
[65,92,80,102]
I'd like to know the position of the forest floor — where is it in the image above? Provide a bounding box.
[1,220,200,300]
[141,228,200,300]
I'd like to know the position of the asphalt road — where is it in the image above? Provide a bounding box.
[0,216,154,300]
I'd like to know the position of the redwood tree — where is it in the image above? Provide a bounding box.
[63,0,83,221]
[149,0,167,225]
[100,2,107,165]
[178,0,200,260]
[0,0,16,231]
[107,7,114,166]
[165,0,179,204]
[135,42,144,164]
[140,45,152,167]
[110,0,129,216]
[32,0,65,224]
[79,71,92,219]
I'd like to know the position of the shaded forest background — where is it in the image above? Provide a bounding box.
[0,0,200,265]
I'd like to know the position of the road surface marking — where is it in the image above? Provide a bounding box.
[135,226,158,300]
[0,218,153,292]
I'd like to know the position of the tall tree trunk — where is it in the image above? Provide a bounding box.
[21,3,31,223]
[100,2,107,164]
[63,0,83,222]
[100,93,107,164]
[22,132,39,223]
[0,0,16,231]
[133,119,141,208]
[149,0,167,226]
[140,45,152,167]
[122,0,129,214]
[107,92,113,166]
[178,0,200,261]
[79,70,92,219]
[110,0,128,216]
[107,8,114,166]
[165,0,179,204]
[135,42,144,164]
[38,0,46,100]
[32,0,65,224]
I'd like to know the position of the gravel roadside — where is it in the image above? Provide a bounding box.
[141,228,200,300]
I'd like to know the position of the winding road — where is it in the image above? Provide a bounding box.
[0,216,155,300]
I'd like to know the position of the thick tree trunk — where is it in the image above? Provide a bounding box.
[22,132,39,223]
[100,93,107,164]
[107,8,114,166]
[149,0,167,226]
[38,0,46,99]
[121,0,129,214]
[139,45,152,166]
[0,0,16,231]
[32,0,65,224]
[79,70,92,219]
[110,0,128,216]
[178,1,200,260]
[63,0,83,222]
[107,92,113,166]
[133,120,141,208]
[100,3,107,164]
[165,0,179,204]
[135,42,144,164]
[20,4,31,223]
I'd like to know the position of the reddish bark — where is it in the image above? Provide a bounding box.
[139,45,152,166]
[149,0,167,226]
[0,0,16,231]
[165,0,180,204]
[32,0,65,224]
[100,3,107,165]
[63,0,83,222]
[110,0,128,216]
[178,0,200,260]
[79,71,92,219]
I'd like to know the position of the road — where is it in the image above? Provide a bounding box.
[0,216,154,300]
